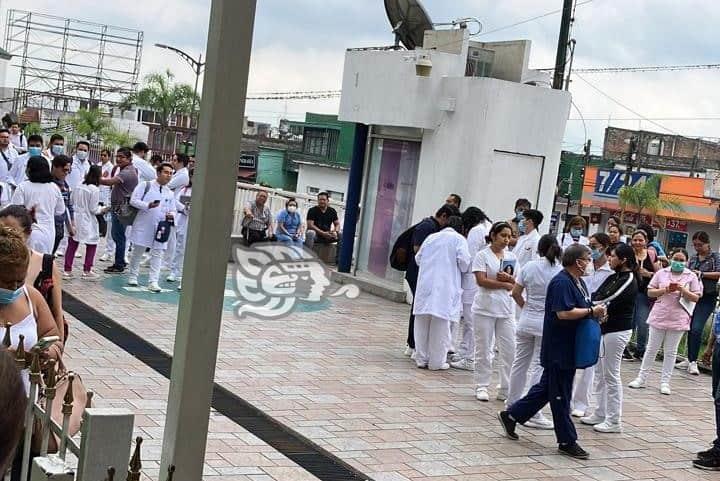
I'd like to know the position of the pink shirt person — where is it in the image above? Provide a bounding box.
[646,267,703,331]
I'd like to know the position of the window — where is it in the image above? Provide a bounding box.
[647,138,663,156]
[302,128,340,160]
[307,186,320,195]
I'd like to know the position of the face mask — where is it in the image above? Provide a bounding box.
[76,151,88,161]
[515,209,524,221]
[28,146,42,156]
[51,145,64,156]
[518,220,526,235]
[0,286,23,305]
[287,205,297,213]
[590,248,603,260]
[670,260,685,273]
[576,259,589,274]
[571,228,583,238]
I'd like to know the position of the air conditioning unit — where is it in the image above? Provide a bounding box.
[466,46,494,78]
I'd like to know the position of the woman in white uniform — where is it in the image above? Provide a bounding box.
[557,216,590,249]
[10,156,65,255]
[64,165,107,280]
[127,162,176,292]
[473,221,517,402]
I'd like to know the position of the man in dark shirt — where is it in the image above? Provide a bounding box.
[101,147,138,273]
[404,204,459,353]
[499,244,606,460]
[305,192,341,248]
[50,155,74,254]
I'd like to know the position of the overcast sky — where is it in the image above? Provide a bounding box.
[4,0,720,154]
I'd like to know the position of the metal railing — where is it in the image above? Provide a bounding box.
[233,182,346,237]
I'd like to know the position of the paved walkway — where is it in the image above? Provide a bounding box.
[62,259,719,481]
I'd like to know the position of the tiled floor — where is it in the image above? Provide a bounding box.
[62,260,720,481]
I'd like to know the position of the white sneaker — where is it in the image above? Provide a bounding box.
[75,252,82,258]
[525,414,554,430]
[496,392,508,402]
[403,345,413,357]
[628,377,646,389]
[148,282,161,293]
[177,283,182,291]
[571,409,585,418]
[660,383,672,395]
[61,271,74,280]
[580,413,604,425]
[55,250,65,257]
[99,253,110,262]
[688,361,700,376]
[475,388,489,402]
[81,271,100,281]
[593,421,622,433]
[429,363,450,371]
[127,277,139,286]
[449,359,474,371]
[410,350,417,360]
[449,353,462,363]
[675,359,689,370]
[166,274,177,282]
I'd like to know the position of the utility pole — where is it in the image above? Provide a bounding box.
[552,0,574,90]
[624,136,638,185]
[577,139,591,216]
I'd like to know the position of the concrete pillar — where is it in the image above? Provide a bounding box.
[158,1,256,479]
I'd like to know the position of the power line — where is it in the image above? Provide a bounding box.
[568,117,720,121]
[573,74,679,135]
[478,0,593,36]
[537,63,720,73]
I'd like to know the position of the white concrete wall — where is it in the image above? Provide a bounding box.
[296,164,349,201]
[410,77,570,231]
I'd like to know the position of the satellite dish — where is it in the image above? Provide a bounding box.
[384,0,434,50]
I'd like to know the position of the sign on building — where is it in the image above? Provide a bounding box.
[704,169,720,199]
[594,169,651,198]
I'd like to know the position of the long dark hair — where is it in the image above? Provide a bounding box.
[27,155,52,183]
[84,164,102,186]
[461,207,488,236]
[613,243,638,271]
[538,234,562,265]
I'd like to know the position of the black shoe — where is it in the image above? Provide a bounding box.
[697,446,720,461]
[498,411,518,440]
[104,265,124,274]
[558,443,589,459]
[622,348,634,361]
[693,454,720,471]
[633,352,644,361]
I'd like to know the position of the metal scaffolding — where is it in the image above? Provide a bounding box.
[3,10,143,112]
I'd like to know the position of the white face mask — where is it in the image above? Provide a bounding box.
[287,205,297,213]
[76,151,89,161]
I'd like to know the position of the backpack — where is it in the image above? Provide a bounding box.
[34,254,69,343]
[115,181,151,226]
[389,222,420,271]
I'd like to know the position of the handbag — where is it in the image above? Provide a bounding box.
[32,360,90,453]
[115,181,151,226]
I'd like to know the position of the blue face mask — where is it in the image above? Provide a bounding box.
[590,248,603,260]
[51,144,64,156]
[0,286,23,305]
[518,220,526,235]
[571,228,583,238]
[28,146,42,156]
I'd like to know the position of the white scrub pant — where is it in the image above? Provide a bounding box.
[572,367,595,414]
[474,313,515,394]
[507,330,543,406]
[163,228,177,269]
[456,303,475,361]
[413,314,451,370]
[104,212,116,256]
[128,244,164,284]
[636,326,684,385]
[170,227,187,278]
[592,329,632,424]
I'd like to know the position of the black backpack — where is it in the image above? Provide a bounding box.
[389,222,420,271]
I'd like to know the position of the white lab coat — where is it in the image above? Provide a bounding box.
[66,155,91,189]
[413,227,471,322]
[0,145,18,182]
[70,184,103,245]
[8,152,28,186]
[129,180,176,249]
[167,167,190,192]
[99,161,114,206]
[557,232,589,249]
[514,229,541,268]
[0,181,11,209]
[10,181,65,255]
[174,185,191,233]
[132,154,156,182]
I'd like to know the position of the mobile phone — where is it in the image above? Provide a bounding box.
[33,336,60,351]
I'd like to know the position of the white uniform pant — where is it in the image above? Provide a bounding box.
[637,326,684,385]
[170,227,187,278]
[413,314,451,370]
[456,303,475,361]
[474,313,515,394]
[592,329,632,424]
[163,228,177,269]
[104,212,116,256]
[571,367,595,414]
[507,330,543,406]
[128,244,164,284]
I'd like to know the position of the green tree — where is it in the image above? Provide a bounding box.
[120,70,198,152]
[23,122,42,136]
[68,108,113,141]
[618,174,684,224]
[102,125,138,150]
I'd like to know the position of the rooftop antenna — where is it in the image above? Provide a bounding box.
[384,0,434,50]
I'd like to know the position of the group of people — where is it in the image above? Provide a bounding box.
[403,195,720,467]
[0,127,195,292]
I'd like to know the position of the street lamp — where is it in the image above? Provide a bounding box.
[155,42,206,153]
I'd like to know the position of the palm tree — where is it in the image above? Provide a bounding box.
[618,174,684,225]
[102,125,138,151]
[68,108,113,141]
[120,70,198,152]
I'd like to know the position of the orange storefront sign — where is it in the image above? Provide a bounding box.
[581,166,720,223]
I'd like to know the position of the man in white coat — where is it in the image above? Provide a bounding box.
[66,141,91,189]
[131,141,157,183]
[413,216,471,370]
[163,152,191,279]
[0,129,18,183]
[127,162,176,292]
[8,134,44,187]
[513,209,543,269]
